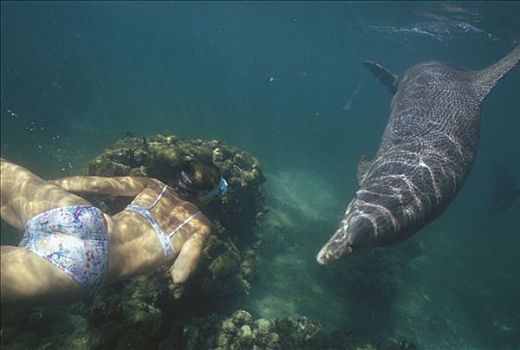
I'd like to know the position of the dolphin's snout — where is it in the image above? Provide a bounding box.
[316,241,353,265]
[317,215,376,265]
[316,227,354,265]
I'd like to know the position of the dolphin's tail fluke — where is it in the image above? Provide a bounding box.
[473,45,520,101]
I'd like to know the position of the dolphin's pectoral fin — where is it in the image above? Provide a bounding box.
[363,60,399,94]
[357,154,371,186]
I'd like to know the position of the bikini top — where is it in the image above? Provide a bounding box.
[125,185,200,259]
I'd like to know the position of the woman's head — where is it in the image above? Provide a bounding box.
[176,157,227,204]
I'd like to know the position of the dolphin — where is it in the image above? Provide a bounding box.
[317,45,520,264]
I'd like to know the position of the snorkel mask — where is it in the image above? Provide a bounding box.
[177,169,228,202]
[199,176,228,202]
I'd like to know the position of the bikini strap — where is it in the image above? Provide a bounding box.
[125,185,199,259]
[125,204,176,258]
[147,185,168,210]
[168,211,201,238]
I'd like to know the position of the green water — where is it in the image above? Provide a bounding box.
[1,2,519,349]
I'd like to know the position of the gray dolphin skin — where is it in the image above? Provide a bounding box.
[317,45,520,265]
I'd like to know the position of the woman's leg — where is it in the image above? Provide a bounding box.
[0,159,96,308]
[1,246,85,309]
[1,159,91,229]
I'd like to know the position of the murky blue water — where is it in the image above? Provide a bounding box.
[1,2,519,349]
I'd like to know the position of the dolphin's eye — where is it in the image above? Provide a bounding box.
[349,217,375,246]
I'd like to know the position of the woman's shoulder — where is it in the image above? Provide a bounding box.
[160,187,202,214]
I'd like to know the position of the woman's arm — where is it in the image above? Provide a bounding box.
[49,176,156,197]
[169,218,211,284]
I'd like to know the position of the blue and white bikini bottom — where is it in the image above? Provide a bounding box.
[19,205,109,293]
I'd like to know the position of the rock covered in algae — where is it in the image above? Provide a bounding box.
[215,310,280,350]
[274,315,321,348]
[88,135,265,231]
[61,134,268,348]
[211,310,330,350]
[86,134,266,298]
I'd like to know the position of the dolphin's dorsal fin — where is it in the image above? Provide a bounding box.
[472,45,520,101]
[357,154,371,186]
[363,60,399,95]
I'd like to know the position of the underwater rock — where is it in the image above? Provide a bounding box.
[86,134,267,298]
[79,134,267,348]
[89,157,132,177]
[215,309,281,350]
[88,134,266,224]
[274,315,320,348]
[210,309,353,350]
[230,309,254,326]
[239,325,253,343]
[209,242,241,279]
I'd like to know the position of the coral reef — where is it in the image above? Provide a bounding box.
[88,135,266,232]
[86,134,267,300]
[78,134,267,345]
[182,309,322,350]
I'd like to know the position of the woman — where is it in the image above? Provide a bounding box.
[0,157,227,309]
